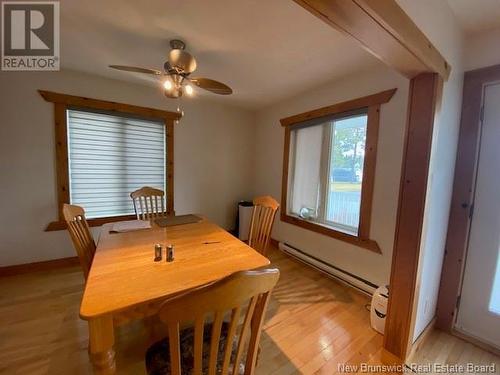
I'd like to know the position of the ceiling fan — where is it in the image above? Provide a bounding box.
[109,39,233,99]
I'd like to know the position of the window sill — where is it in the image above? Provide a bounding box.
[281,213,381,254]
[45,214,137,231]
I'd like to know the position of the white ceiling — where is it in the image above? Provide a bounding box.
[60,0,380,109]
[447,0,500,35]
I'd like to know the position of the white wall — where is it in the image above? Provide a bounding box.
[0,70,255,266]
[464,27,500,71]
[395,0,465,342]
[253,65,409,287]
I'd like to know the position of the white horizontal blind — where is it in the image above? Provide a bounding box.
[67,109,165,219]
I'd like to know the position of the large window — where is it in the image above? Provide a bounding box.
[40,90,179,230]
[280,89,396,252]
[289,111,367,235]
[67,109,166,219]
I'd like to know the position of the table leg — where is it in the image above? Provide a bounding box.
[88,315,115,374]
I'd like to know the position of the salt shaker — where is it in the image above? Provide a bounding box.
[154,244,162,262]
[166,244,174,262]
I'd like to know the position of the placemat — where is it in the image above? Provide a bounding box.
[155,214,202,227]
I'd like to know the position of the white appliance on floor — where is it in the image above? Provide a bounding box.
[238,202,254,241]
[370,286,389,334]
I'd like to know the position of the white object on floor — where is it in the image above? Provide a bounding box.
[371,286,389,334]
[110,220,151,233]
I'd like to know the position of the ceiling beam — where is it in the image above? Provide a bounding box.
[292,0,451,80]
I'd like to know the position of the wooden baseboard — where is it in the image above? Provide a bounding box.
[0,256,80,277]
[407,317,436,362]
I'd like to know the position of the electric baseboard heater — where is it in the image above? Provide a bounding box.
[278,242,378,295]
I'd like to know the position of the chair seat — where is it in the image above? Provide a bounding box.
[145,322,244,375]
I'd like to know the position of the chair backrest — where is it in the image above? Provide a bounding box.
[130,186,167,220]
[62,204,96,279]
[248,196,279,255]
[158,268,280,375]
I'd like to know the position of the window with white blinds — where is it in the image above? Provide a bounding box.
[67,109,166,219]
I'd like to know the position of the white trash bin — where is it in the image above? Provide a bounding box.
[238,201,254,241]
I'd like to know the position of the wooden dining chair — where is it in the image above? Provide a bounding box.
[63,204,162,326]
[145,268,280,375]
[248,196,279,256]
[62,203,96,280]
[130,186,167,220]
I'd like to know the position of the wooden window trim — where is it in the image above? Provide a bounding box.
[280,89,396,253]
[39,90,181,231]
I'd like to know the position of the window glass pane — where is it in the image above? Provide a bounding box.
[67,109,165,219]
[289,124,324,219]
[326,114,367,233]
[490,248,500,315]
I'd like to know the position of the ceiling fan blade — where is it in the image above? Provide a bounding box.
[168,49,197,74]
[109,65,162,75]
[189,77,233,95]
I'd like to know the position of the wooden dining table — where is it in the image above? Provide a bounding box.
[80,217,270,374]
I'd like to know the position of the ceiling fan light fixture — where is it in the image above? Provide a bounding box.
[184,84,194,96]
[109,39,233,101]
[163,79,173,91]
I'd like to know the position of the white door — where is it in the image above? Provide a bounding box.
[456,82,500,349]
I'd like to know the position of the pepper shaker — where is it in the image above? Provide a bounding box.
[154,244,162,262]
[166,244,174,262]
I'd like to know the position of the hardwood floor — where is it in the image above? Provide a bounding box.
[256,250,384,374]
[408,329,500,375]
[0,248,405,374]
